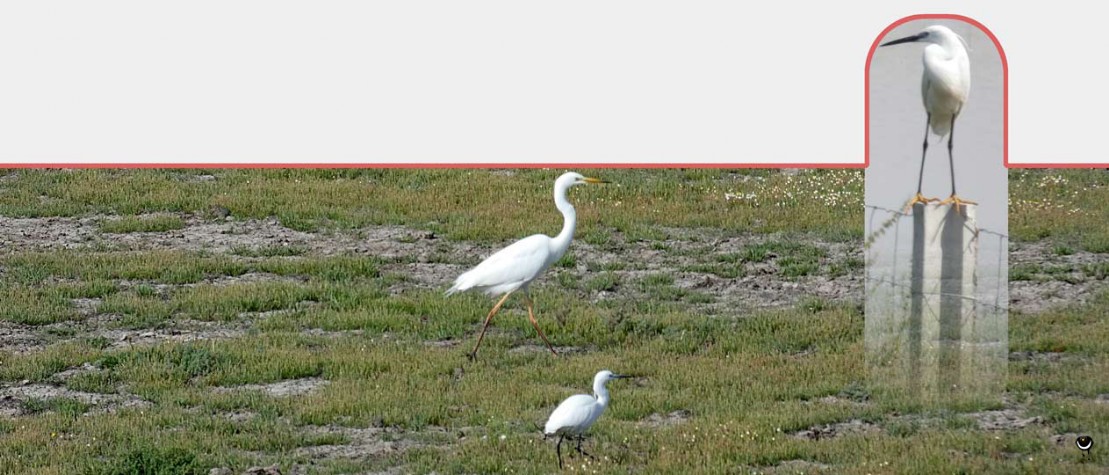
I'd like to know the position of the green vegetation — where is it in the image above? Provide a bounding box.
[0,168,1102,473]
[0,168,863,241]
[99,214,186,234]
[1010,169,1109,252]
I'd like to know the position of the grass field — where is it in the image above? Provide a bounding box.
[0,168,1105,474]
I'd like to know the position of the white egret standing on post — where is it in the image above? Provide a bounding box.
[881,24,975,211]
[446,172,608,360]
[543,370,630,470]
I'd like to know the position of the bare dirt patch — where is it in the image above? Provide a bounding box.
[1049,432,1083,448]
[1010,241,1108,314]
[0,215,349,255]
[223,410,259,423]
[243,465,283,475]
[1009,351,1085,364]
[757,459,833,474]
[792,419,880,440]
[205,272,305,287]
[808,395,872,407]
[70,298,102,317]
[1,214,871,360]
[2,214,863,315]
[97,320,247,349]
[50,362,100,382]
[0,321,43,354]
[508,344,586,356]
[213,377,329,398]
[422,339,460,349]
[880,403,1043,434]
[968,409,1043,431]
[638,410,692,428]
[565,228,863,314]
[0,216,103,251]
[0,381,150,416]
[298,329,365,341]
[293,425,433,459]
[791,407,1041,441]
[2,209,1104,318]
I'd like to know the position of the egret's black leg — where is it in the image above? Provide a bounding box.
[947,115,957,196]
[917,113,931,194]
[556,436,564,469]
[905,114,939,212]
[936,114,976,212]
[576,436,594,459]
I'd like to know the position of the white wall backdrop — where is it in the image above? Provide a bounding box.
[0,2,1101,165]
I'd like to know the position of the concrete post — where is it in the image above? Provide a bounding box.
[909,203,977,401]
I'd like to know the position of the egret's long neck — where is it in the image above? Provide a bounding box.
[593,379,610,407]
[550,182,577,256]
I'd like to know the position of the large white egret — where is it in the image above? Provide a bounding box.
[543,370,629,469]
[881,24,976,211]
[446,171,608,360]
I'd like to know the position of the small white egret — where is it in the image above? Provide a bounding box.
[543,370,629,469]
[446,171,608,360]
[881,24,976,210]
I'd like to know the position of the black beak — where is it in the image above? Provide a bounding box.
[612,374,632,379]
[880,32,926,47]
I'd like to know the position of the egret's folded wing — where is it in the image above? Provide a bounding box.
[450,234,551,293]
[544,394,596,435]
[921,52,968,108]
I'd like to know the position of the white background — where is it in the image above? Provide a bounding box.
[0,1,1102,165]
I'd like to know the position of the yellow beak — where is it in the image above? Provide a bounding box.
[583,177,610,184]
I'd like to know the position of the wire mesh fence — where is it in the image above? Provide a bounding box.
[864,203,1008,403]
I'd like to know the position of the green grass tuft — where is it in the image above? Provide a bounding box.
[99,215,187,234]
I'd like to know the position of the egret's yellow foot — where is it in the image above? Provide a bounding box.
[938,195,977,215]
[903,193,940,213]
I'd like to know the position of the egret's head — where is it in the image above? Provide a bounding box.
[594,370,630,384]
[880,25,965,49]
[558,171,609,189]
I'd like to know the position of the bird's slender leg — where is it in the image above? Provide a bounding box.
[576,436,594,459]
[937,115,977,214]
[556,436,564,469]
[905,113,940,212]
[523,293,559,357]
[468,291,513,360]
[918,113,930,194]
[948,115,957,197]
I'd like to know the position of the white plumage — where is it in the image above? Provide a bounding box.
[447,234,557,298]
[545,393,605,437]
[544,370,628,469]
[918,25,970,137]
[881,24,975,209]
[446,172,608,360]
